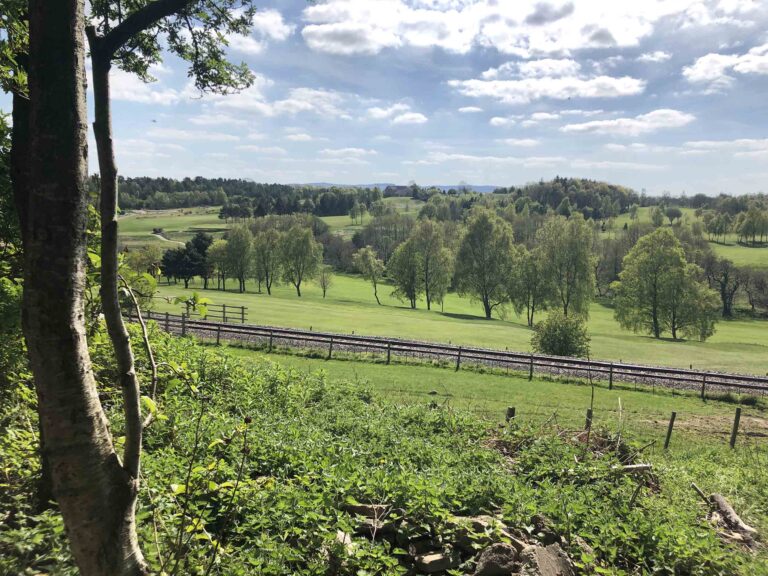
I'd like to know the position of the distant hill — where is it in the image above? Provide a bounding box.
[301,183,500,193]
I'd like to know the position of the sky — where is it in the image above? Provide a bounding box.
[5,0,768,194]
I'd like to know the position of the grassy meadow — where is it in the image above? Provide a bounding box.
[118,197,425,246]
[152,272,768,375]
[611,206,768,268]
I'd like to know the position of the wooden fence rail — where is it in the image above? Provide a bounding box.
[132,310,768,396]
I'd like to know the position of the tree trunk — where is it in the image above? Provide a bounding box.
[483,298,492,319]
[25,1,147,573]
[373,283,381,305]
[12,59,54,511]
[296,281,302,297]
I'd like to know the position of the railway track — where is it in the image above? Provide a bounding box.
[132,310,768,397]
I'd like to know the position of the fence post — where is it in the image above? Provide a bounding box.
[221,303,226,324]
[268,331,273,352]
[609,363,614,390]
[386,342,391,365]
[165,311,170,332]
[455,347,462,371]
[240,306,245,324]
[181,312,187,337]
[585,408,593,431]
[664,412,676,450]
[700,374,707,401]
[506,407,516,422]
[328,337,334,360]
[528,353,534,381]
[216,324,221,346]
[730,407,741,449]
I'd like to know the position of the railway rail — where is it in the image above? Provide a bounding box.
[131,310,768,397]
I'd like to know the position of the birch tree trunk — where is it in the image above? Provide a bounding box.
[24,0,147,573]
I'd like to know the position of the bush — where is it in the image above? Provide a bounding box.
[531,312,590,357]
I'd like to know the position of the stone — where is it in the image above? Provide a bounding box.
[415,551,460,574]
[335,530,355,554]
[530,514,561,546]
[473,542,519,576]
[354,517,397,539]
[519,544,574,576]
[344,502,389,518]
[450,515,526,554]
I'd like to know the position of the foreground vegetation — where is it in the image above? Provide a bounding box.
[2,325,767,574]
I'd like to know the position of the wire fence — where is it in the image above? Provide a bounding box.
[131,310,768,398]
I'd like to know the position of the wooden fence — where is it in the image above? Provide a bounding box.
[134,311,768,397]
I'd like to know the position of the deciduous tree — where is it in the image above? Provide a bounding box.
[454,209,516,319]
[353,246,385,305]
[387,238,423,309]
[537,214,594,317]
[280,226,321,297]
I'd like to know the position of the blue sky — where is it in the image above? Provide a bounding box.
[6,0,768,194]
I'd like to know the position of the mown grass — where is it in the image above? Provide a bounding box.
[611,206,768,268]
[152,272,768,374]
[118,197,425,247]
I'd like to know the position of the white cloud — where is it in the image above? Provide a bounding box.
[212,80,353,119]
[367,103,411,119]
[392,112,428,124]
[229,9,294,55]
[189,112,247,126]
[285,133,318,142]
[449,74,645,105]
[236,145,288,155]
[252,9,294,41]
[637,50,672,63]
[490,116,517,127]
[147,127,240,142]
[683,138,768,157]
[496,138,541,147]
[560,109,605,116]
[300,1,747,57]
[603,142,677,153]
[109,69,181,105]
[405,151,566,168]
[458,106,484,113]
[561,109,695,136]
[530,112,560,121]
[319,147,378,157]
[571,159,665,171]
[683,43,768,92]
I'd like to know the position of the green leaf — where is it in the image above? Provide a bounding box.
[140,396,157,415]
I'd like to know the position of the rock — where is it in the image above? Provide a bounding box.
[473,542,519,576]
[344,502,389,518]
[396,520,432,547]
[519,544,574,576]
[415,551,460,574]
[354,517,397,539]
[335,530,355,554]
[450,515,526,554]
[530,514,561,546]
[408,538,442,557]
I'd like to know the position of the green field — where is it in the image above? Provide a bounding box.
[228,347,768,441]
[611,206,768,268]
[118,197,425,247]
[153,273,768,375]
[119,206,227,248]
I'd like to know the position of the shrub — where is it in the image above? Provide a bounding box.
[531,312,590,357]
